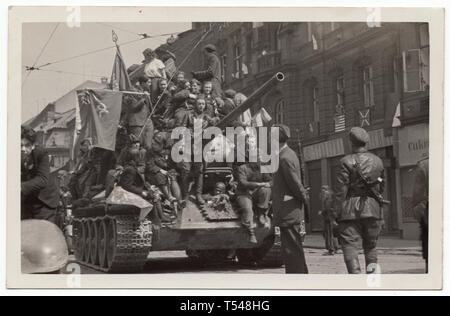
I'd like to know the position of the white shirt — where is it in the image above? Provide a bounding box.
[144,59,166,78]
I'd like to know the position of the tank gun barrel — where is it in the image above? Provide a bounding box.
[215,72,285,129]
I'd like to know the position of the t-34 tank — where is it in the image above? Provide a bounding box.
[71,72,285,273]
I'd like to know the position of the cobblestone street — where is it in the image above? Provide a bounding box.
[72,234,426,275]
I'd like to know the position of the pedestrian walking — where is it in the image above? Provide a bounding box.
[336,127,386,274]
[319,185,340,255]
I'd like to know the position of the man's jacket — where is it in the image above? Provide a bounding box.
[21,147,59,208]
[272,146,309,227]
[336,149,385,221]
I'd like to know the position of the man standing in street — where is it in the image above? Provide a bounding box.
[336,127,385,274]
[272,124,309,274]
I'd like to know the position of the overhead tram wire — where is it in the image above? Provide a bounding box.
[38,68,106,79]
[22,22,60,87]
[33,29,188,70]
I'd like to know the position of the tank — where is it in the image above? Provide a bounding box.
[71,72,285,273]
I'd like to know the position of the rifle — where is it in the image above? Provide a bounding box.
[353,156,391,207]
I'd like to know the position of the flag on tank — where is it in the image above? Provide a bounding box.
[74,89,124,152]
[111,46,132,91]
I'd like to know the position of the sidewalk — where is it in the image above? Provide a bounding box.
[303,233,421,251]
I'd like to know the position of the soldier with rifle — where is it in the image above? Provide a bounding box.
[336,127,389,274]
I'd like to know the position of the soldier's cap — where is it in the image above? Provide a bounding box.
[143,48,154,56]
[224,89,237,99]
[215,182,227,191]
[349,127,370,146]
[273,124,291,143]
[204,44,217,53]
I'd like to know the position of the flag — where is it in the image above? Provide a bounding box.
[75,89,124,152]
[392,103,401,127]
[384,92,401,136]
[164,57,177,78]
[111,46,132,91]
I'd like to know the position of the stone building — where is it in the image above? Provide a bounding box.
[160,22,429,238]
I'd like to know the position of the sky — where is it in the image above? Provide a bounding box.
[21,22,191,122]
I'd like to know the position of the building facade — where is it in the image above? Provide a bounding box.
[162,22,429,238]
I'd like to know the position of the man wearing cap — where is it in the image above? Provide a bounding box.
[336,127,385,274]
[142,48,167,99]
[21,126,60,222]
[192,44,223,97]
[272,124,309,274]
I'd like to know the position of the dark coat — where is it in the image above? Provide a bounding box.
[21,147,59,209]
[193,52,222,82]
[235,163,272,197]
[412,158,429,224]
[336,148,385,221]
[118,165,146,196]
[127,95,150,127]
[272,146,308,227]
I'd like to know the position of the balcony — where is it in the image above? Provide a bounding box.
[257,51,281,74]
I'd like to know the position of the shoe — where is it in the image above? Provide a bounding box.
[345,259,362,274]
[249,233,258,244]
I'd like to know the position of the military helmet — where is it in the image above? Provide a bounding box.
[214,182,227,194]
[21,220,69,274]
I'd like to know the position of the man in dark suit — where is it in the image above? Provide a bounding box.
[21,126,59,222]
[192,44,223,97]
[272,124,309,274]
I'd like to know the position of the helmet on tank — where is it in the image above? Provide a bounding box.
[214,182,227,195]
[21,220,69,274]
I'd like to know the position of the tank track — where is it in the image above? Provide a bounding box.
[73,215,152,273]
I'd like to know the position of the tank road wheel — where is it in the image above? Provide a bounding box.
[105,218,117,270]
[73,220,85,262]
[80,221,88,263]
[85,220,93,264]
[98,219,108,269]
[89,220,99,266]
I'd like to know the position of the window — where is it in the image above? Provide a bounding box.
[334,76,346,132]
[336,76,345,108]
[402,24,429,92]
[312,86,320,122]
[233,35,242,79]
[221,55,227,83]
[275,99,285,124]
[363,66,375,107]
